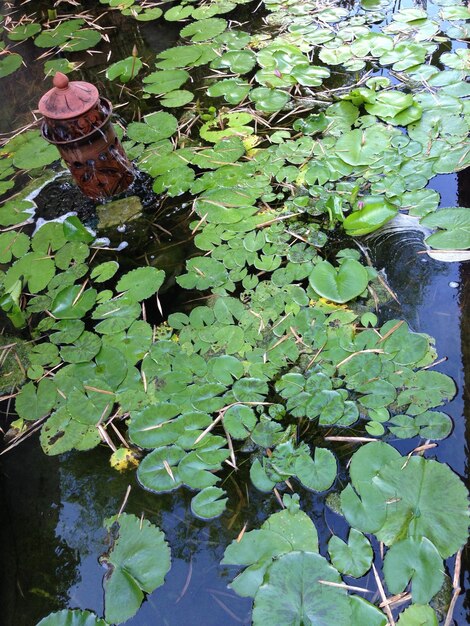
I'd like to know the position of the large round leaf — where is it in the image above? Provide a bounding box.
[309,259,369,303]
[252,552,352,626]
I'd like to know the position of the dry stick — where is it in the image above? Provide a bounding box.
[0,417,47,455]
[98,424,117,452]
[325,436,377,443]
[176,556,193,604]
[380,592,411,609]
[223,425,237,470]
[378,320,404,343]
[372,563,395,626]
[210,594,245,624]
[319,580,372,594]
[109,421,130,449]
[444,549,462,626]
[336,348,385,369]
[117,484,132,519]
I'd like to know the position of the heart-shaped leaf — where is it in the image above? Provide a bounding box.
[309,259,369,303]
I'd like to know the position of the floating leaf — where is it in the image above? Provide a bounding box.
[36,609,107,626]
[116,267,165,300]
[309,259,369,303]
[160,89,194,108]
[343,196,398,236]
[342,443,469,558]
[50,285,97,319]
[90,261,119,283]
[180,18,227,42]
[191,486,228,519]
[102,513,171,624]
[421,208,470,250]
[143,69,189,94]
[383,537,444,604]
[396,604,438,626]
[328,529,373,578]
[8,23,41,41]
[0,53,23,78]
[106,55,143,82]
[61,29,102,52]
[250,87,290,113]
[11,130,58,170]
[252,552,352,626]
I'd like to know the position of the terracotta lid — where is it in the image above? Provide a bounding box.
[38,72,99,120]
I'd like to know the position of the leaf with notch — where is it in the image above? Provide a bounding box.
[103,513,170,624]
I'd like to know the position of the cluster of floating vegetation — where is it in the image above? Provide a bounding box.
[0,0,469,623]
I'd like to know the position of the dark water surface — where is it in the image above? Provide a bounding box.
[0,0,468,624]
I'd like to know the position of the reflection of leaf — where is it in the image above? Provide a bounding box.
[253,552,352,626]
[103,513,171,624]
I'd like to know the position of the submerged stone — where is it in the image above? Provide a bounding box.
[96,195,149,249]
[97,195,143,228]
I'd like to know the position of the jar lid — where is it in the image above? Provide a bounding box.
[38,72,99,120]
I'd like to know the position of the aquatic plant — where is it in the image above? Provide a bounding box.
[0,0,469,623]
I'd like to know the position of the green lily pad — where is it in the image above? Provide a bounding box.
[36,609,107,626]
[116,267,165,300]
[0,53,23,78]
[396,604,438,625]
[383,537,444,604]
[143,69,190,94]
[180,18,227,42]
[106,55,143,82]
[11,130,58,170]
[102,513,171,624]
[343,196,398,236]
[250,87,290,112]
[8,23,41,41]
[309,259,369,303]
[160,89,194,108]
[328,529,373,578]
[421,208,470,250]
[343,443,469,558]
[191,486,228,519]
[252,552,352,626]
[61,29,102,52]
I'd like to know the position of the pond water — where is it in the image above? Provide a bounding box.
[0,0,469,625]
